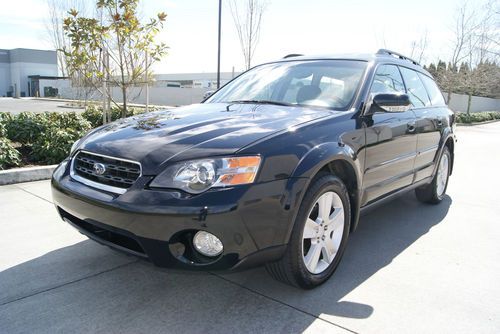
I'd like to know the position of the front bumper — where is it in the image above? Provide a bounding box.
[51,160,308,270]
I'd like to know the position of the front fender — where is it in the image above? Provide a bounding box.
[282,142,363,239]
[290,142,362,182]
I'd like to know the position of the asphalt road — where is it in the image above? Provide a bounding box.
[1,122,499,333]
[0,97,85,114]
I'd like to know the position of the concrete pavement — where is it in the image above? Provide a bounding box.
[1,123,499,333]
[0,97,85,114]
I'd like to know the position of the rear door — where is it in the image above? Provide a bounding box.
[362,64,418,204]
[398,67,444,182]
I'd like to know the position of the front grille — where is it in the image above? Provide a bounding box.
[73,151,141,190]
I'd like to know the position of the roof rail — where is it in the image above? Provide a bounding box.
[376,49,420,66]
[283,53,303,59]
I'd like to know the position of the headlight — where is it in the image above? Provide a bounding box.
[150,156,261,194]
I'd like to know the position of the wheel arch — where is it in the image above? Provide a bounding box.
[436,130,456,177]
[285,142,363,239]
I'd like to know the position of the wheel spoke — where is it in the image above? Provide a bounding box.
[318,192,333,221]
[328,208,344,231]
[303,218,318,239]
[304,243,322,273]
[322,240,336,263]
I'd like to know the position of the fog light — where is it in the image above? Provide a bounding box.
[193,231,223,257]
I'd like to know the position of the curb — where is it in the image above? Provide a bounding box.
[457,119,500,126]
[0,165,57,185]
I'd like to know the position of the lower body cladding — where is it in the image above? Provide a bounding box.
[51,166,308,271]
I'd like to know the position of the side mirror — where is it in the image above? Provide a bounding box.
[369,93,411,113]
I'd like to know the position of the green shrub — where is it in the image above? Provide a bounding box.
[31,113,91,164]
[0,137,21,170]
[455,111,500,124]
[82,105,149,128]
[5,112,47,145]
[82,105,104,128]
[0,112,12,137]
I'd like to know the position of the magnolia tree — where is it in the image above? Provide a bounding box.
[63,0,168,118]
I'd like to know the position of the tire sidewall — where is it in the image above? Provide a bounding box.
[289,175,351,288]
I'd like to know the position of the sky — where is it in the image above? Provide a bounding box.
[0,0,470,74]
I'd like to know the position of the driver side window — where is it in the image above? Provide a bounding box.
[370,65,405,94]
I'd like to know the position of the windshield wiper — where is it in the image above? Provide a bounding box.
[228,100,294,107]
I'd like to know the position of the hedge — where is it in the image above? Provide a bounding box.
[0,107,150,169]
[0,111,91,167]
[455,111,500,124]
[82,105,147,128]
[0,137,21,170]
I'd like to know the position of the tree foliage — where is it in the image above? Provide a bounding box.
[426,60,500,99]
[63,0,168,117]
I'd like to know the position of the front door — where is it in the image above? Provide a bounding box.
[361,64,418,205]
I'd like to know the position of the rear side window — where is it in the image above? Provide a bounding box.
[399,67,431,108]
[370,64,405,94]
[418,73,446,106]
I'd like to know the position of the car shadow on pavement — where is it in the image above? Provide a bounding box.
[220,191,453,320]
[0,192,452,332]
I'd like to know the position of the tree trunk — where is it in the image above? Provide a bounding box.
[447,89,452,105]
[466,93,472,118]
[121,86,127,118]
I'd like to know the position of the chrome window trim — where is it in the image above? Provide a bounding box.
[70,150,142,195]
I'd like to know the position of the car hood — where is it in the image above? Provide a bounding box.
[79,103,332,175]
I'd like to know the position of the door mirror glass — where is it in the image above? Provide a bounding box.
[370,93,411,113]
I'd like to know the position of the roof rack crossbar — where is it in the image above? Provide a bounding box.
[376,49,420,66]
[283,53,304,59]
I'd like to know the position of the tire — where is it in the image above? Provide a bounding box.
[265,174,351,289]
[415,146,451,204]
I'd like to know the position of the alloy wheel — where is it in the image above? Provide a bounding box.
[436,153,449,196]
[301,191,345,274]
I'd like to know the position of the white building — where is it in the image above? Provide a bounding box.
[0,48,58,97]
[154,72,240,88]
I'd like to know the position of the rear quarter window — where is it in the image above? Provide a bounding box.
[418,73,446,106]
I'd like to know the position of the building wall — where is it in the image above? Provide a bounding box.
[0,63,11,97]
[448,93,500,112]
[10,63,57,97]
[0,48,57,97]
[44,78,210,105]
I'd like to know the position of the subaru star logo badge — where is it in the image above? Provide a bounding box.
[93,163,106,175]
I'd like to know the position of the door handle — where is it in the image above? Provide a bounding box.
[407,121,416,133]
[437,119,443,127]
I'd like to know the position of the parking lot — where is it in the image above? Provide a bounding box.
[1,122,499,333]
[0,97,86,114]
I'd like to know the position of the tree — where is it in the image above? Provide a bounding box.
[63,0,168,117]
[46,0,96,104]
[409,30,428,63]
[227,0,268,70]
[445,1,479,103]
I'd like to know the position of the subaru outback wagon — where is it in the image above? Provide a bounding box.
[52,49,456,289]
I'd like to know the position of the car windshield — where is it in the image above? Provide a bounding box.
[206,60,367,110]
